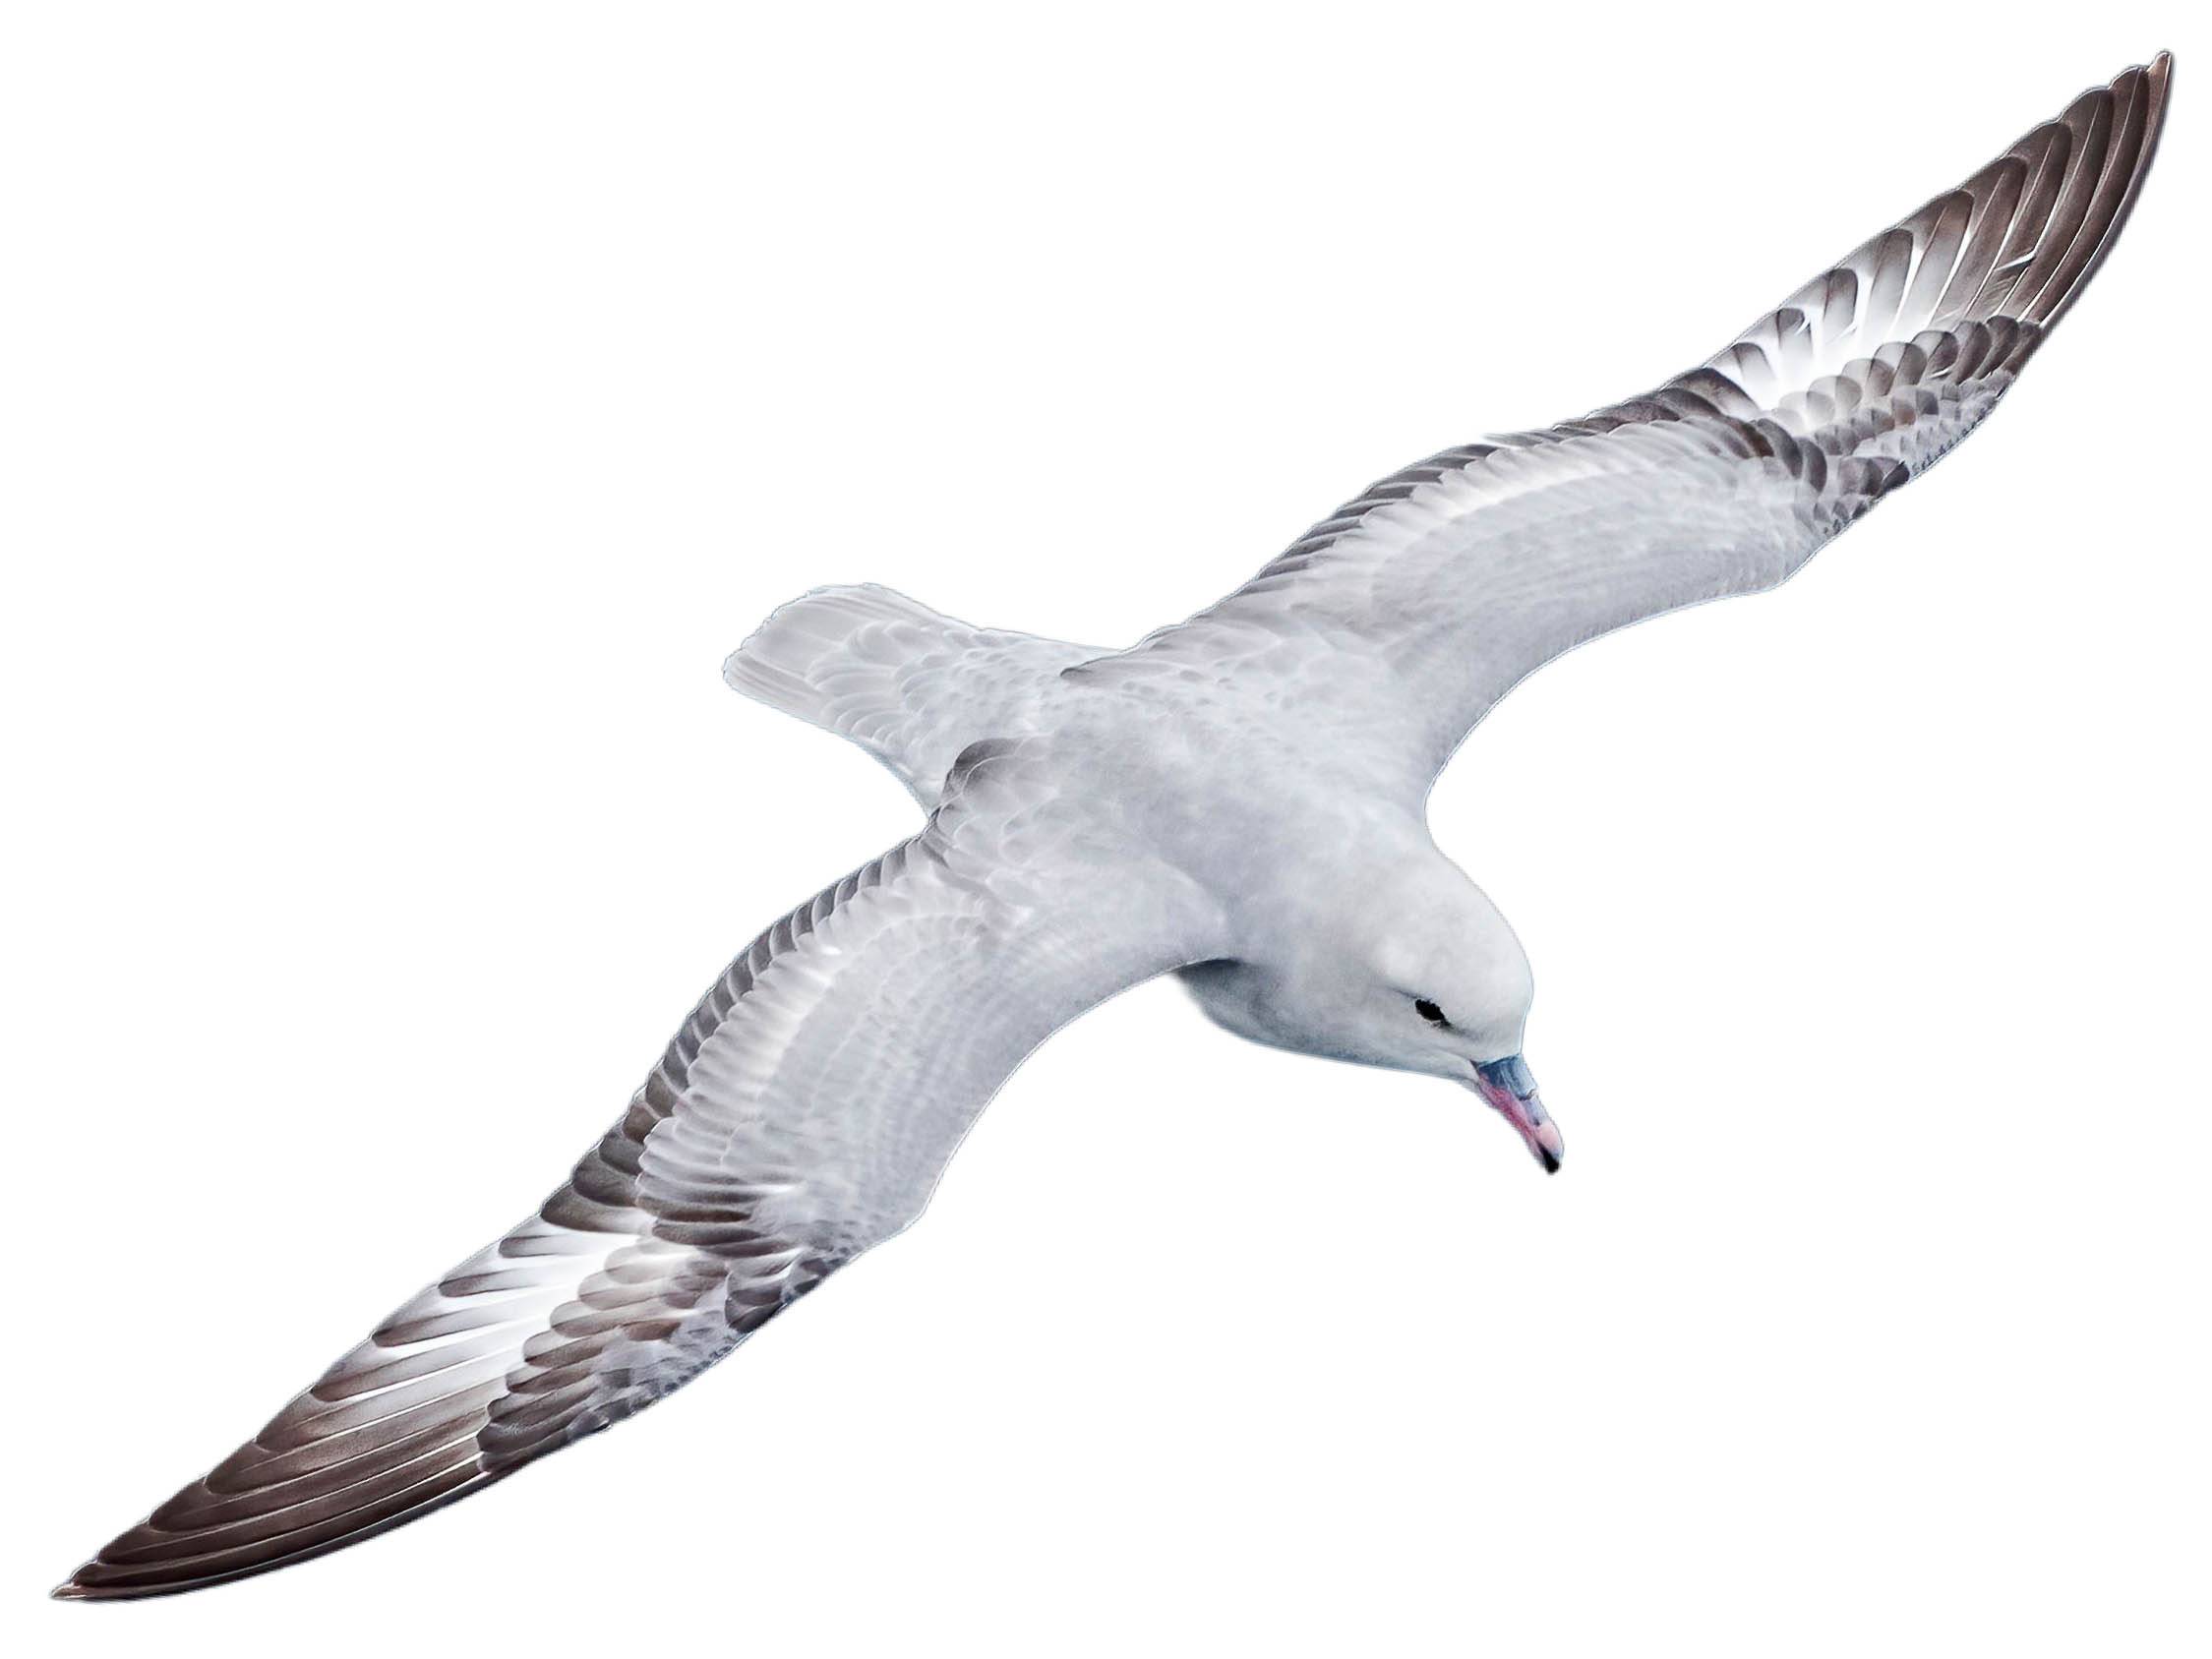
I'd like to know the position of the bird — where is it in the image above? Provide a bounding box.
[58,52,2171,1600]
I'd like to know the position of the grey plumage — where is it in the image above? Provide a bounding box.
[59,53,2170,1600]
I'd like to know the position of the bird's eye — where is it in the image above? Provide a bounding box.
[1413,998,1450,1027]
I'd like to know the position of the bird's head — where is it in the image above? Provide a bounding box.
[1293,851,1561,1172]
[1181,845,1562,1171]
[1359,862,1559,1172]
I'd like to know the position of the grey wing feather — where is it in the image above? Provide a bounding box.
[1102,55,2170,787]
[58,741,1218,1599]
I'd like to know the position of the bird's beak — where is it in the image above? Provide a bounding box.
[1471,1054,1564,1174]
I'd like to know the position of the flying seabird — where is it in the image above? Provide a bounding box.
[58,52,2173,1599]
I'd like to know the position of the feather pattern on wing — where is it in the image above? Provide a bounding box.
[58,740,1217,1599]
[1097,56,2169,785]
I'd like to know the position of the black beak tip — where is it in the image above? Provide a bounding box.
[1537,1145,1562,1175]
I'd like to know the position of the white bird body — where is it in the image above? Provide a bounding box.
[60,53,2172,1599]
[733,581,1529,1064]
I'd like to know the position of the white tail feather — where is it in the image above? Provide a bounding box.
[724,584,1096,802]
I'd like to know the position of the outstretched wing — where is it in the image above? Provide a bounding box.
[1101,56,2170,788]
[58,740,1219,1600]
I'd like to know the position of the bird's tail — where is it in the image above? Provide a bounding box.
[724,584,1096,803]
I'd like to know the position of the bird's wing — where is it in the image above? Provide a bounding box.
[59,739,1220,1600]
[1087,55,2170,789]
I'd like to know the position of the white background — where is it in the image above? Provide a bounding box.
[4,5,2205,1654]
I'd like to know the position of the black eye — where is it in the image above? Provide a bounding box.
[1413,998,1450,1027]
